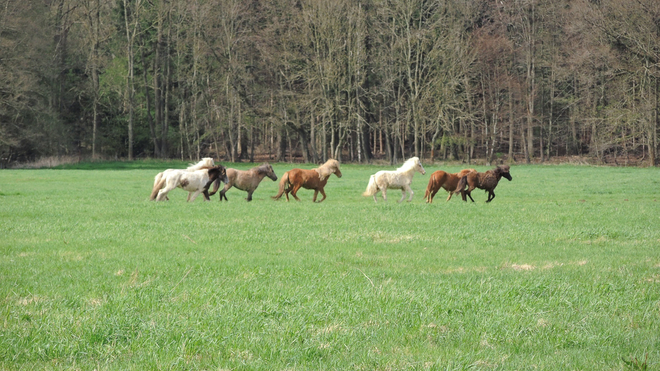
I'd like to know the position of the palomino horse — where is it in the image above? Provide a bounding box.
[363,157,426,203]
[454,165,512,203]
[151,165,228,202]
[272,159,342,202]
[208,163,278,202]
[424,168,476,203]
[151,158,215,201]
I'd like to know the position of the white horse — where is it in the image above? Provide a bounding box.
[150,158,215,201]
[362,157,426,203]
[151,165,227,202]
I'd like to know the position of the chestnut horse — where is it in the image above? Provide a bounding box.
[423,168,476,203]
[151,165,228,202]
[208,163,278,202]
[454,165,512,203]
[272,159,342,202]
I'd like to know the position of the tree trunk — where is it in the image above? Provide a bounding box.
[508,79,514,161]
[154,13,164,158]
[122,0,137,161]
[161,10,172,158]
[139,32,159,157]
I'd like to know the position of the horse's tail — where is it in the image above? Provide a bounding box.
[150,176,167,200]
[424,175,436,202]
[153,172,163,188]
[454,175,468,195]
[362,175,378,197]
[271,171,290,200]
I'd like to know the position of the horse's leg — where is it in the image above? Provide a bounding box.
[430,188,440,203]
[316,188,327,203]
[291,184,302,201]
[466,188,476,202]
[312,189,319,202]
[404,185,414,202]
[445,191,452,202]
[207,179,220,196]
[486,191,495,203]
[219,184,231,201]
[156,184,176,201]
[188,190,202,202]
[246,191,253,202]
[397,187,408,203]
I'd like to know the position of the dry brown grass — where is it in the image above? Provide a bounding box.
[12,156,80,169]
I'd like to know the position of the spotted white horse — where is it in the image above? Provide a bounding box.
[362,157,426,203]
[150,158,215,201]
[151,165,228,202]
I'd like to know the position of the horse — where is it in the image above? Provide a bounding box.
[150,157,215,201]
[150,165,228,202]
[208,163,278,202]
[362,157,426,203]
[454,165,512,203]
[423,168,476,203]
[271,159,342,202]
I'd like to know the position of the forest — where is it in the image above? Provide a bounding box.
[1,0,659,167]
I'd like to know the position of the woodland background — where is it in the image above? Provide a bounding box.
[1,0,659,167]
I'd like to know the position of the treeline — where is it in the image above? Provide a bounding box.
[1,0,659,166]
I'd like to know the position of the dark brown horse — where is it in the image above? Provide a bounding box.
[454,165,512,202]
[272,159,342,202]
[208,163,278,202]
[423,168,476,203]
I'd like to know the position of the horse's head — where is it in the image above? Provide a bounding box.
[496,165,512,181]
[318,159,341,180]
[331,160,342,178]
[262,163,278,181]
[414,158,426,175]
[209,165,229,184]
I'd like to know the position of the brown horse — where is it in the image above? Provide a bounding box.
[423,168,476,203]
[272,159,342,202]
[208,163,278,202]
[454,165,512,203]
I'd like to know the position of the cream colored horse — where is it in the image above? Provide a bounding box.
[362,157,426,203]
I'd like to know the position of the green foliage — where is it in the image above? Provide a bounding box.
[0,164,659,370]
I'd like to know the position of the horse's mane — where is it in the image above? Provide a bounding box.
[254,162,272,173]
[186,157,215,171]
[396,157,420,173]
[315,159,340,181]
[496,165,510,173]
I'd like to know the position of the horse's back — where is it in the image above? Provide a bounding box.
[226,168,240,182]
[427,170,448,191]
[230,168,261,191]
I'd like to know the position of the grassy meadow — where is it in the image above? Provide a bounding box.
[1,161,659,370]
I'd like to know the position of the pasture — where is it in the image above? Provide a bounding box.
[1,162,659,370]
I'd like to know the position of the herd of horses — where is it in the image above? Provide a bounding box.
[149,157,512,204]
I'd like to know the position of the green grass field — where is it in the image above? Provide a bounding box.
[1,162,659,370]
